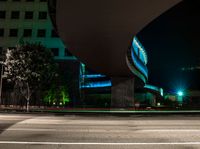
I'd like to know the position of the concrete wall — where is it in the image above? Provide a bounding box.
[111,77,134,108]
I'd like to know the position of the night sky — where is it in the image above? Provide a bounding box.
[138,0,200,91]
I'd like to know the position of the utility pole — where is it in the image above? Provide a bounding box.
[0,48,4,106]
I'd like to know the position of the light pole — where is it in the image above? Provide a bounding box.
[177,90,184,106]
[0,62,3,105]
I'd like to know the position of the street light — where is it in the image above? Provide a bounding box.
[177,91,183,96]
[177,90,184,106]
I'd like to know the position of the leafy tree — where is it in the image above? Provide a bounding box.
[3,43,57,112]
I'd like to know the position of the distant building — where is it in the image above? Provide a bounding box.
[0,0,80,106]
[186,90,200,108]
[0,0,74,60]
[134,84,164,108]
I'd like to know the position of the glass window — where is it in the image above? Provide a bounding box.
[38,11,47,19]
[65,48,73,56]
[23,29,32,37]
[51,29,59,37]
[0,47,2,54]
[0,29,4,37]
[11,11,20,19]
[0,11,6,19]
[51,48,59,56]
[139,51,146,64]
[9,29,18,37]
[37,29,46,37]
[25,11,33,19]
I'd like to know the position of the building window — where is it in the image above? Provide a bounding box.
[37,29,46,37]
[0,11,6,19]
[51,48,59,56]
[8,47,15,49]
[0,47,2,55]
[9,29,18,37]
[23,29,32,37]
[11,11,20,19]
[40,0,47,2]
[25,11,33,19]
[51,29,59,37]
[65,48,73,56]
[0,29,4,37]
[38,11,47,20]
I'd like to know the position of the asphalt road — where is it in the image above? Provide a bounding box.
[0,113,200,149]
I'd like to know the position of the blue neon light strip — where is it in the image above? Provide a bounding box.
[130,37,148,79]
[81,81,111,88]
[82,74,106,79]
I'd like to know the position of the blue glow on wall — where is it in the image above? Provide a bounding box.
[144,84,164,96]
[132,37,148,65]
[131,48,148,78]
[131,37,148,79]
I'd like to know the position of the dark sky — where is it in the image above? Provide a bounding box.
[137,0,200,91]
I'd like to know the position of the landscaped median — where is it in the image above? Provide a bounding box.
[1,105,200,114]
[33,107,200,114]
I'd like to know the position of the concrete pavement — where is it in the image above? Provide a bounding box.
[0,113,200,149]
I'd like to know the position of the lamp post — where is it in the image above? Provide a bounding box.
[177,91,184,106]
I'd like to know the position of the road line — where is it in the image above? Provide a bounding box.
[141,129,200,132]
[0,141,200,145]
[3,128,200,132]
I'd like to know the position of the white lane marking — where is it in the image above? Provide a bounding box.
[141,129,200,132]
[5,128,57,132]
[0,141,200,145]
[3,128,200,132]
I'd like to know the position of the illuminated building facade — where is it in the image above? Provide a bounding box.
[0,0,181,108]
[48,0,181,108]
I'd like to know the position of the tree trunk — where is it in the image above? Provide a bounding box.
[26,83,30,112]
[27,98,30,112]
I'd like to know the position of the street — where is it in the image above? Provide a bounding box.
[0,113,200,149]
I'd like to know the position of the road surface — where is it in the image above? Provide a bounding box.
[0,113,200,149]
